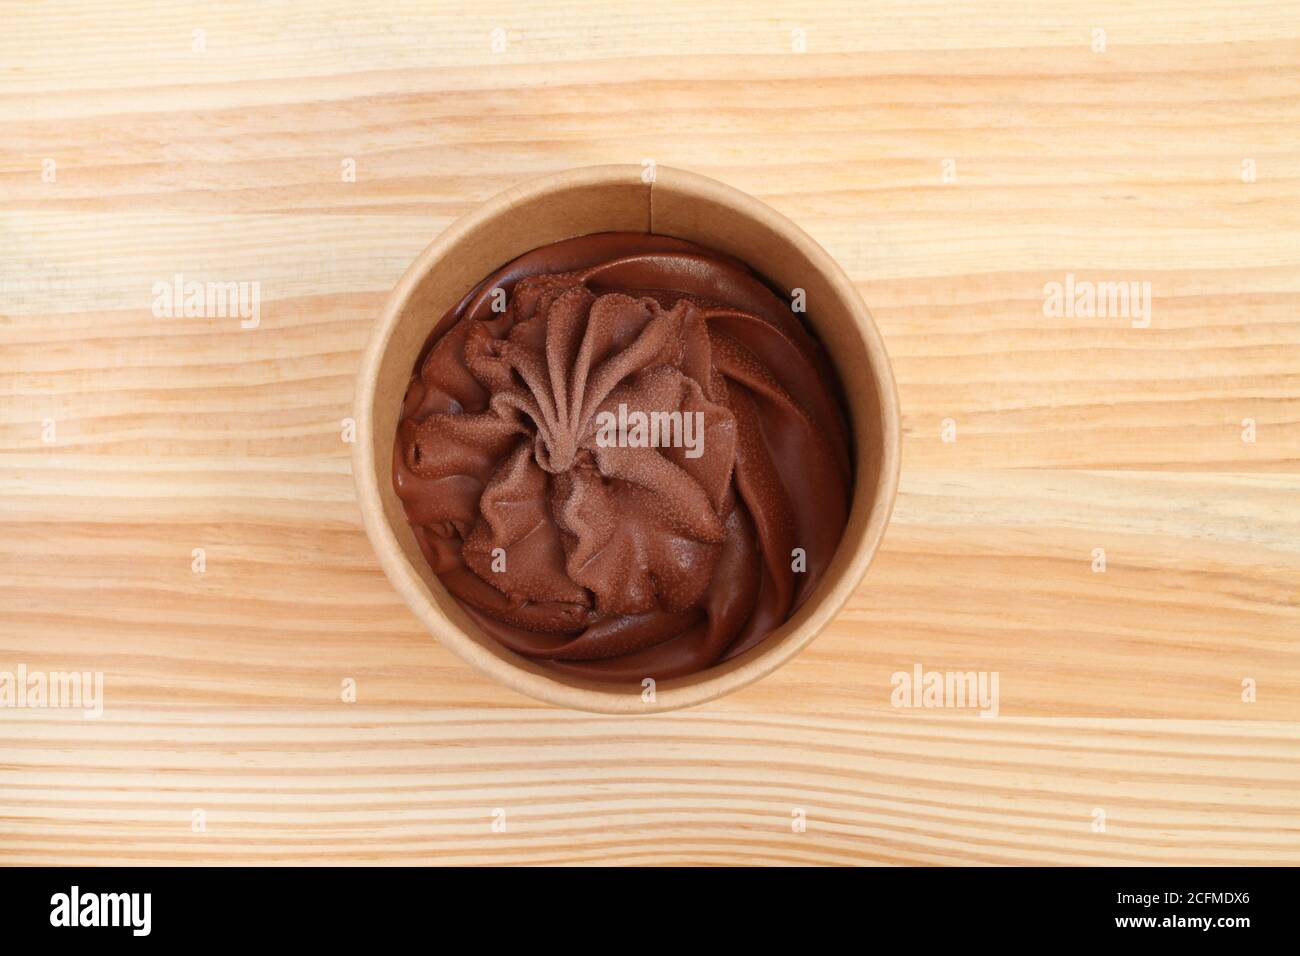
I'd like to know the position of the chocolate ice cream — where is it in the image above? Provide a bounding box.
[393,233,851,681]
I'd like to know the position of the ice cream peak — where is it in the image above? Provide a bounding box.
[393,233,852,682]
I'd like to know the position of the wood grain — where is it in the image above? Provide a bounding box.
[1,0,1298,864]
[4,709,1298,865]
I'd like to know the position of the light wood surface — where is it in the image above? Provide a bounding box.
[2,1,1298,865]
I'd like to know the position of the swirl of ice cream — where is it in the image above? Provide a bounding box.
[394,232,851,681]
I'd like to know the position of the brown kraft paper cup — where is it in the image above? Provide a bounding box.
[353,165,900,713]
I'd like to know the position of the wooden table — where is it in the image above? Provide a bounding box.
[2,1,1297,865]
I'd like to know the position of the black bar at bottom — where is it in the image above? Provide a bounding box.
[0,865,1283,942]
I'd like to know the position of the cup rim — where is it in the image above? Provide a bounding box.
[353,164,900,713]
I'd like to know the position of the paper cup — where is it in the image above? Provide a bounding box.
[353,165,899,713]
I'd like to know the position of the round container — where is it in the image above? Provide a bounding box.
[353,165,899,713]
